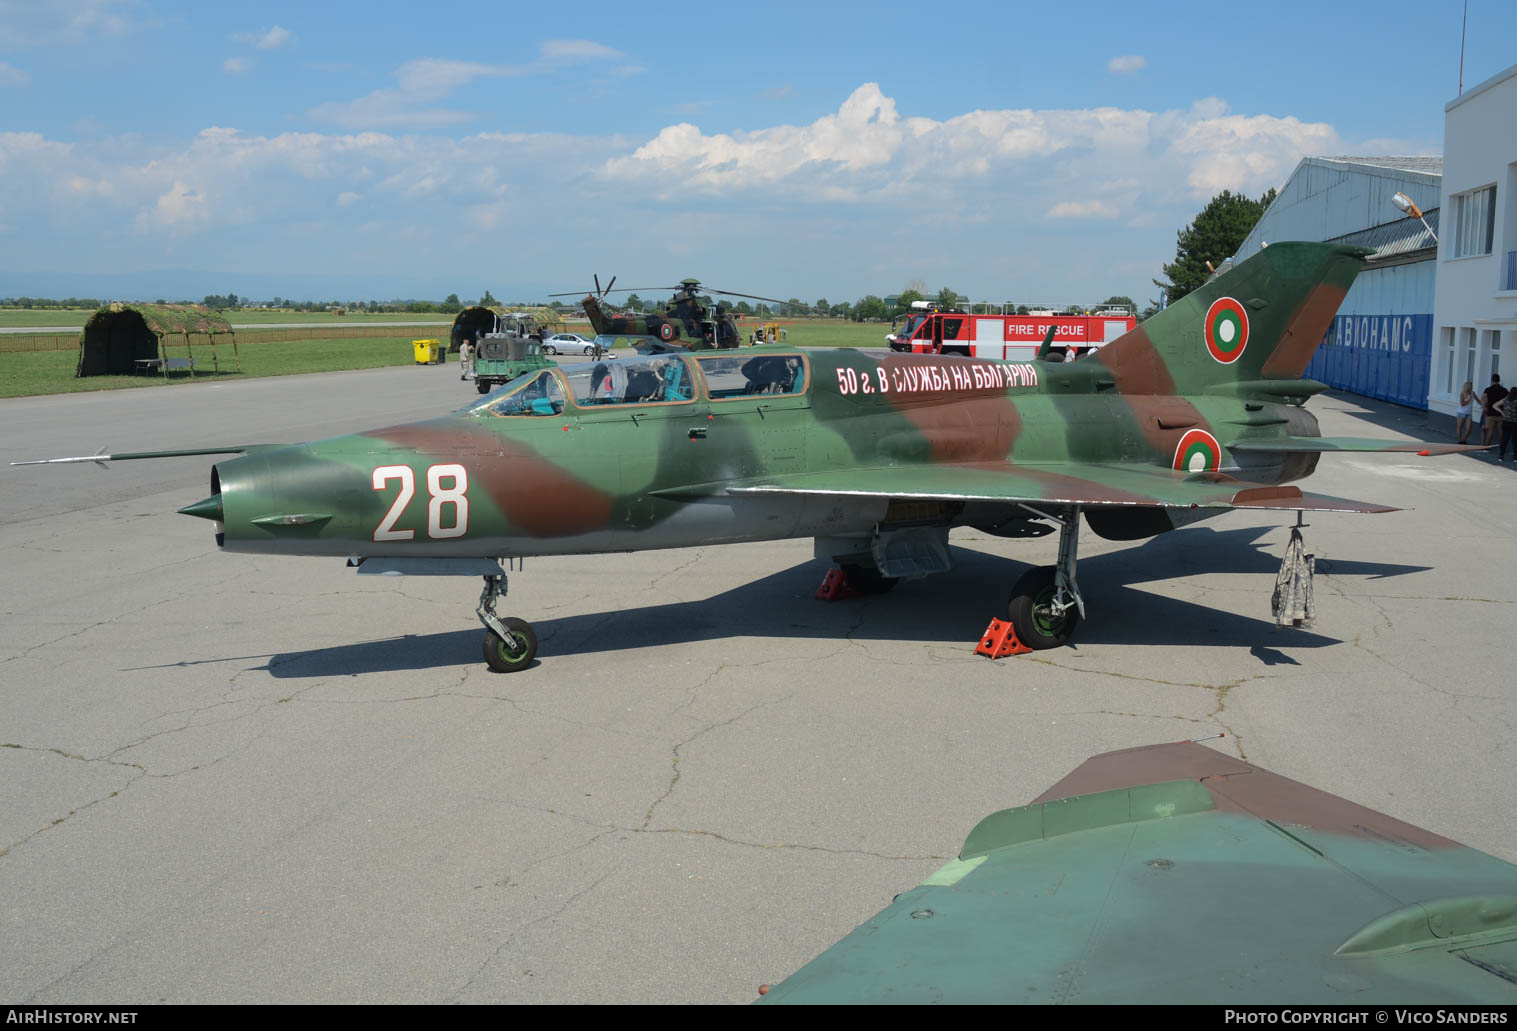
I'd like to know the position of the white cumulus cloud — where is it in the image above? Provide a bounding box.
[223,57,252,75]
[601,83,1332,208]
[1107,55,1146,75]
[0,62,29,87]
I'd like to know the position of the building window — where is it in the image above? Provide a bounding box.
[1441,326,1456,394]
[1488,329,1502,380]
[1450,185,1496,258]
[1463,327,1478,386]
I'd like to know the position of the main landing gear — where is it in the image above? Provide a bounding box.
[478,571,538,673]
[1006,504,1086,649]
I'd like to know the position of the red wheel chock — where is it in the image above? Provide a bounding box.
[975,618,1032,659]
[815,568,861,602]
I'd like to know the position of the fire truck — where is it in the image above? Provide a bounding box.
[886,302,1137,361]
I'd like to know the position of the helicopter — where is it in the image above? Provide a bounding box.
[549,277,802,351]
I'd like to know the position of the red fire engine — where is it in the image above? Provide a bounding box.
[886,302,1137,361]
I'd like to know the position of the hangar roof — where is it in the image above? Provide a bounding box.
[1235,156,1442,261]
[1326,207,1440,264]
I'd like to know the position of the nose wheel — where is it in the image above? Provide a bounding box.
[478,573,538,672]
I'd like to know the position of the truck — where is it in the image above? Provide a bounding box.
[471,312,555,394]
[886,301,1137,362]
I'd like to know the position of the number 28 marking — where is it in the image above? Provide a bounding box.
[372,463,469,541]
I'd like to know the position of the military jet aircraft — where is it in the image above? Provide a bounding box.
[15,242,1478,672]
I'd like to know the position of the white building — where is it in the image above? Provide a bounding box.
[1429,61,1517,419]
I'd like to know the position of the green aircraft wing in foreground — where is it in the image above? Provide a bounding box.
[758,741,1517,1005]
[15,242,1483,670]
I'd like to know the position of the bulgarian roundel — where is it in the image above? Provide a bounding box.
[1203,297,1249,364]
[1172,429,1222,473]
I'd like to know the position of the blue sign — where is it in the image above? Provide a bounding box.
[1305,313,1432,410]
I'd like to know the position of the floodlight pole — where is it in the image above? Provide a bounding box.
[1391,192,1437,244]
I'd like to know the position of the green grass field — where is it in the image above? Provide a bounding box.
[0,320,889,399]
[0,336,431,398]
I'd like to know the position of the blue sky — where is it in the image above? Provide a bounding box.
[2,0,1513,306]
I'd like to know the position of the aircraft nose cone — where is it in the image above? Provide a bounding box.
[178,494,224,522]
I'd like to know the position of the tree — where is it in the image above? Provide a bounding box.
[935,286,960,309]
[479,289,499,307]
[853,296,888,321]
[443,293,462,314]
[814,298,828,314]
[1100,295,1136,312]
[893,289,924,317]
[1157,188,1276,304]
[625,293,642,312]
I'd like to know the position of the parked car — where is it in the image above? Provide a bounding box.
[544,333,596,356]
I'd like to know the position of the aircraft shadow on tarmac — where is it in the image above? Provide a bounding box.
[251,526,1428,679]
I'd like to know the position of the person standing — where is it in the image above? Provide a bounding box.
[1455,381,1478,444]
[1498,390,1516,461]
[459,337,473,381]
[1482,373,1508,449]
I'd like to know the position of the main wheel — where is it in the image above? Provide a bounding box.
[482,618,538,672]
[840,563,899,595]
[582,346,594,356]
[476,380,491,394]
[1007,566,1080,649]
[544,344,557,355]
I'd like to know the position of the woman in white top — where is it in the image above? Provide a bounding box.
[1456,380,1478,444]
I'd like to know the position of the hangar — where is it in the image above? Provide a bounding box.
[75,303,240,378]
[1234,156,1442,411]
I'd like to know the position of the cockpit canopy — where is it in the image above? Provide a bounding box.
[467,352,808,416]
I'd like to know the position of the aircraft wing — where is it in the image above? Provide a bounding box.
[758,742,1517,1005]
[1228,436,1485,456]
[658,461,1397,514]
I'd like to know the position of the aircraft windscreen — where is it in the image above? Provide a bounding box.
[695,354,806,400]
[562,356,695,406]
[465,369,566,417]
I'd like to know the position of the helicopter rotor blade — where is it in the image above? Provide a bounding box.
[604,276,616,296]
[703,288,815,311]
[594,274,601,297]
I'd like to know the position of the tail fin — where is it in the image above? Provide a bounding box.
[1096,242,1370,396]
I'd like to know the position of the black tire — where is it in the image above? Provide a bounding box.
[944,346,970,357]
[582,346,594,356]
[476,380,491,394]
[482,618,537,673]
[1007,566,1079,649]
[543,345,557,355]
[840,563,899,595]
[1043,347,1067,362]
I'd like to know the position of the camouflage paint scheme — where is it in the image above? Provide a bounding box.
[757,741,1517,1004]
[192,242,1461,566]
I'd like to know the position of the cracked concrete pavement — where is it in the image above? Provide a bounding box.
[1,366,1514,1003]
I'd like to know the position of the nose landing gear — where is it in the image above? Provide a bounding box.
[478,572,538,672]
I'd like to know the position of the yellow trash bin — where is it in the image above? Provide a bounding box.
[412,339,443,365]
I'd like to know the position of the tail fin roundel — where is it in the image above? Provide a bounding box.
[1095,242,1371,396]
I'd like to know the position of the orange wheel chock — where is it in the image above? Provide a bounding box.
[815,568,861,602]
[975,618,1033,659]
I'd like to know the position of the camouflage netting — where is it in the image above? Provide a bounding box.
[76,303,239,377]
[449,306,566,352]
